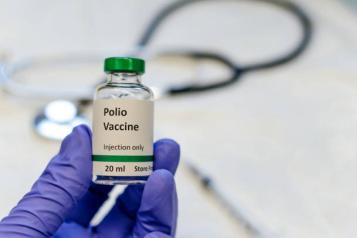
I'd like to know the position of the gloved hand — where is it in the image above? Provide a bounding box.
[0,125,180,238]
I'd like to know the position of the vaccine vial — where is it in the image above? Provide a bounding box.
[92,57,154,185]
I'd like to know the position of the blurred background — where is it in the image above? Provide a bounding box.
[1,0,357,237]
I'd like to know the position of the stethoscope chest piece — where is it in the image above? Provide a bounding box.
[34,100,88,140]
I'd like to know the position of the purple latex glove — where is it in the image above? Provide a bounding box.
[0,125,180,238]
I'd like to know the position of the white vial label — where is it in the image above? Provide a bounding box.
[92,99,154,178]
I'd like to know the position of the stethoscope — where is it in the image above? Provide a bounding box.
[0,0,313,236]
[0,0,312,140]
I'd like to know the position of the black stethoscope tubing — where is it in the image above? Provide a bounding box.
[137,0,313,96]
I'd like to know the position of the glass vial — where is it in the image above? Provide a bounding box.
[92,57,154,185]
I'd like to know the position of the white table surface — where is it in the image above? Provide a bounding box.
[1,0,357,237]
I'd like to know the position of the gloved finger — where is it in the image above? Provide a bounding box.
[67,138,180,229]
[153,139,180,174]
[94,139,180,235]
[68,138,180,228]
[115,139,180,219]
[131,170,177,237]
[94,170,177,238]
[0,125,92,238]
[65,183,113,227]
[144,231,172,238]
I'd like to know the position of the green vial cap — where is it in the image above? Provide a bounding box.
[104,57,145,74]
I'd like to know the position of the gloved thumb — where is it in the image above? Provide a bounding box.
[0,125,92,237]
[131,169,178,238]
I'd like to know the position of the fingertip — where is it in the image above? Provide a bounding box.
[60,124,92,154]
[154,139,180,174]
[155,139,180,152]
[73,124,92,137]
[142,170,175,205]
